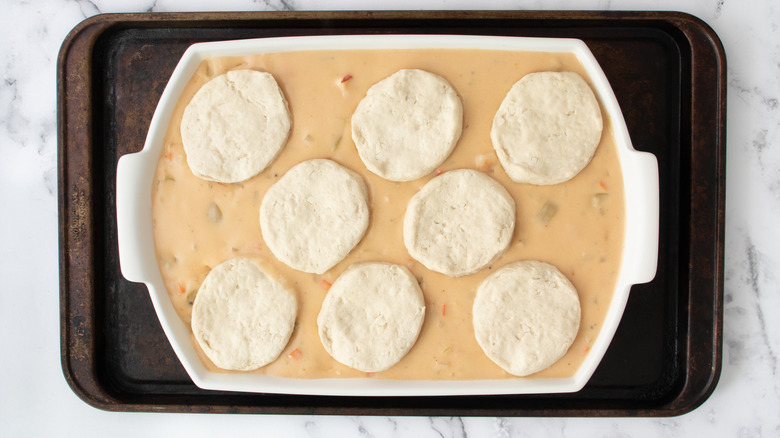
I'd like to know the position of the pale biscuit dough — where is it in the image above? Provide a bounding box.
[191,257,297,371]
[260,159,369,274]
[403,169,516,277]
[181,69,291,183]
[473,260,581,377]
[491,71,603,185]
[317,262,425,373]
[351,69,463,182]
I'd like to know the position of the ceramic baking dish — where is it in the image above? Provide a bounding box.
[115,34,658,396]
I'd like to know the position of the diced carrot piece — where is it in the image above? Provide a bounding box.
[320,279,332,289]
[288,348,302,359]
[599,181,608,191]
[340,74,353,83]
[442,303,447,316]
[177,282,186,294]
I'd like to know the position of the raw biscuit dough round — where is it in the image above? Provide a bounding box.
[191,257,297,371]
[403,169,516,277]
[181,69,291,183]
[351,69,463,182]
[317,262,425,372]
[260,159,369,274]
[490,71,603,185]
[473,260,581,377]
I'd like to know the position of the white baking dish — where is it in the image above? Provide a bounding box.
[116,34,659,396]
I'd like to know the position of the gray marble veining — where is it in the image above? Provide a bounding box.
[2,0,779,436]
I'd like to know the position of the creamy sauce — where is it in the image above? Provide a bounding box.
[151,49,625,380]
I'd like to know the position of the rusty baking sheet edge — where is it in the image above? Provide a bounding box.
[58,10,725,416]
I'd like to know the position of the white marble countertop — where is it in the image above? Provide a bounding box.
[2,0,778,436]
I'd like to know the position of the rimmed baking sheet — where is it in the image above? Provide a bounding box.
[58,10,724,416]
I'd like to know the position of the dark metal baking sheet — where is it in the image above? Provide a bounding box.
[58,10,725,416]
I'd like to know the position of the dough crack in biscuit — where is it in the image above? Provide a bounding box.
[473,260,581,376]
[181,69,291,183]
[317,262,425,373]
[404,169,516,277]
[351,69,463,181]
[260,159,370,274]
[491,71,603,185]
[191,257,297,371]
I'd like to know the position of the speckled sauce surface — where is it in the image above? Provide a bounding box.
[152,50,624,380]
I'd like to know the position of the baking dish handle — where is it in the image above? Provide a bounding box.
[116,150,158,283]
[625,150,660,285]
